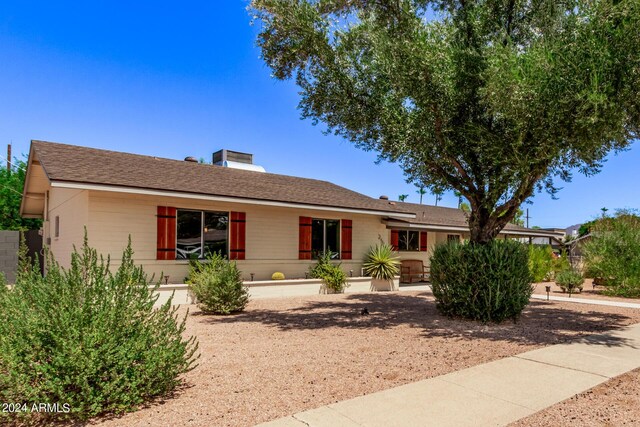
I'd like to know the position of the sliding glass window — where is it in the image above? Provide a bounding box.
[311,218,340,259]
[177,210,228,259]
[398,230,419,251]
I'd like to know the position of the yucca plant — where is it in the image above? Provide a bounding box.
[363,243,400,280]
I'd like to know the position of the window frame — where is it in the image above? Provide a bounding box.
[396,229,420,252]
[447,234,461,243]
[311,218,341,259]
[176,208,229,259]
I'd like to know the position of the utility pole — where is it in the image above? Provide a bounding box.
[525,208,531,229]
[6,143,11,172]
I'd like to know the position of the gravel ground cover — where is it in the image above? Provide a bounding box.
[512,368,640,426]
[533,280,640,303]
[92,291,640,427]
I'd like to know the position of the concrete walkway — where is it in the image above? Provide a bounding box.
[257,323,640,427]
[531,293,640,309]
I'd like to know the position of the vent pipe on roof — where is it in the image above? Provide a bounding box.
[184,156,198,162]
[379,195,389,200]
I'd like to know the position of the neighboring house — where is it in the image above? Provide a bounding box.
[565,223,582,238]
[526,227,565,250]
[567,233,591,255]
[20,140,561,282]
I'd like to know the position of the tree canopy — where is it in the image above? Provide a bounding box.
[251,0,640,243]
[0,160,42,230]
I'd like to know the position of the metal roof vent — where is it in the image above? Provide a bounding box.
[379,195,389,200]
[212,149,266,172]
[184,156,198,162]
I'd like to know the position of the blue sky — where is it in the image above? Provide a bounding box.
[1,1,637,228]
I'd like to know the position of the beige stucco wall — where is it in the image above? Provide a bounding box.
[47,188,89,267]
[394,231,437,266]
[85,190,389,282]
[44,187,472,282]
[393,230,468,267]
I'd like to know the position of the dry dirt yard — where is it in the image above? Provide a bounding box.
[93,291,640,427]
[512,368,640,426]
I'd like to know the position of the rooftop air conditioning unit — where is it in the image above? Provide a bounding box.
[212,149,266,172]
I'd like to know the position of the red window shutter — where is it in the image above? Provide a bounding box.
[299,216,312,260]
[341,219,353,260]
[390,230,399,251]
[229,212,246,260]
[420,231,428,252]
[157,206,176,260]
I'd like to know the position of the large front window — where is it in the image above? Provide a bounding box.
[177,210,228,259]
[311,218,340,259]
[398,230,419,251]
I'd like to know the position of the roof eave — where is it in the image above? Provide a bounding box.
[384,220,564,238]
[50,181,416,218]
[19,142,49,218]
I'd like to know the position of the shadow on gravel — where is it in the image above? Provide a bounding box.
[198,292,636,348]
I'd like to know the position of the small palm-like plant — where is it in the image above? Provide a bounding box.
[363,243,400,280]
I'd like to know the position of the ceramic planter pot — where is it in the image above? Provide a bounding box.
[370,278,399,291]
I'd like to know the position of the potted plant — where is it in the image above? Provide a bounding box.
[309,252,349,293]
[363,243,400,291]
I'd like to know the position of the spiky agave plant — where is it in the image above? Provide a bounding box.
[363,243,400,280]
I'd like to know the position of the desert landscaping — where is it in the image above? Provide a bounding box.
[92,290,640,427]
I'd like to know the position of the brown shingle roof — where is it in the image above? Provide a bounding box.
[32,140,412,215]
[391,202,561,236]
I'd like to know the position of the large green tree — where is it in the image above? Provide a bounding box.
[251,0,640,243]
[0,159,42,230]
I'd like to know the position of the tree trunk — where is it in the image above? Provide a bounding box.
[468,206,516,244]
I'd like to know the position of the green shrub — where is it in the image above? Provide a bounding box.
[188,252,249,314]
[0,236,198,423]
[271,272,285,280]
[309,252,349,293]
[363,243,400,280]
[555,270,584,296]
[430,239,534,323]
[528,245,554,282]
[551,252,571,278]
[583,211,640,298]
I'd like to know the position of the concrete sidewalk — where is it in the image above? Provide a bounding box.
[257,323,640,427]
[531,293,640,309]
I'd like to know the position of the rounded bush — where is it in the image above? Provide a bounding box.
[430,239,534,323]
[271,272,286,280]
[555,270,584,295]
[188,252,249,314]
[309,252,349,293]
[528,245,553,282]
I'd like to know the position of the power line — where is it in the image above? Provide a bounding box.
[0,182,31,198]
[0,153,26,172]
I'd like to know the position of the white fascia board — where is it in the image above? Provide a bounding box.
[51,181,416,218]
[500,229,564,238]
[386,222,468,233]
[384,221,563,238]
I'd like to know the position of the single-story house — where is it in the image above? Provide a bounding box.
[20,140,561,284]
